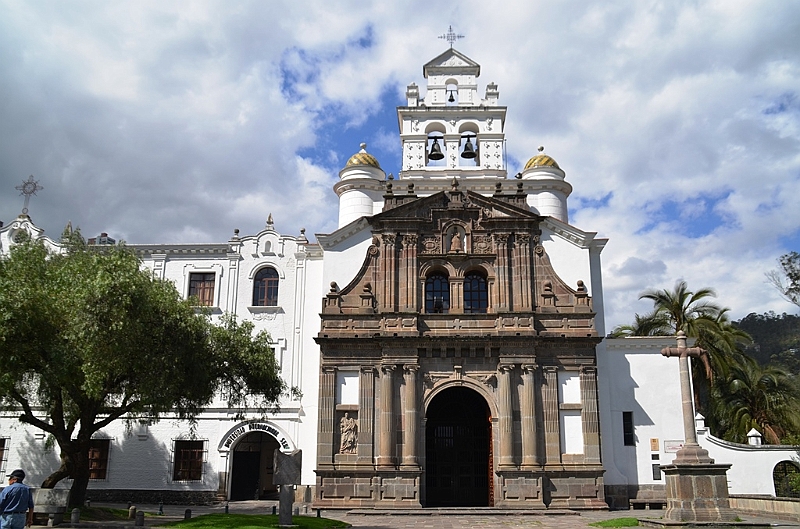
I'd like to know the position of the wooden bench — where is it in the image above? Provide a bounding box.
[32,488,70,526]
[630,498,666,510]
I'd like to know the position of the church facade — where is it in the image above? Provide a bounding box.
[312,48,607,509]
[1,47,794,509]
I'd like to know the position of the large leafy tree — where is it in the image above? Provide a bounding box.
[0,231,287,507]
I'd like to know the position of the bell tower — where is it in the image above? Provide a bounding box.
[397,48,507,195]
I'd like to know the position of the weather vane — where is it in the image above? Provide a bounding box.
[438,25,464,48]
[15,175,43,215]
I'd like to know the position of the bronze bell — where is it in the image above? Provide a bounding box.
[461,136,476,159]
[428,137,444,160]
[448,91,455,103]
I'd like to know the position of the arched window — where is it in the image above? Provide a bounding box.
[253,267,279,306]
[464,272,488,314]
[425,273,450,314]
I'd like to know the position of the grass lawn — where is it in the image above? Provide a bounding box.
[158,513,350,528]
[589,517,639,527]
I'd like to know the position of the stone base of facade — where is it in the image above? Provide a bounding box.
[314,470,422,508]
[545,469,607,510]
[662,463,737,522]
[84,489,219,505]
[495,470,546,508]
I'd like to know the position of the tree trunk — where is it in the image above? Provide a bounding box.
[40,439,91,509]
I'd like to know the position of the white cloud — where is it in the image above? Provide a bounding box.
[1,0,799,332]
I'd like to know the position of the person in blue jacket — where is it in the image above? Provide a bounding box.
[0,469,33,529]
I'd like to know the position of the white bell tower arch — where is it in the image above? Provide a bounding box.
[397,48,507,196]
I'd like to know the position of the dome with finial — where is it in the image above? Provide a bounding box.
[524,146,560,170]
[345,143,381,169]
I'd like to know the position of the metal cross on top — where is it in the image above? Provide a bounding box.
[438,25,464,48]
[15,175,44,215]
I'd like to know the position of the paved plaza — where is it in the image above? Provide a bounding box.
[56,501,798,528]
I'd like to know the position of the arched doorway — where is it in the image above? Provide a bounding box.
[230,432,281,500]
[425,386,492,507]
[773,461,800,498]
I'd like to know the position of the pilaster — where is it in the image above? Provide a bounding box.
[317,367,337,469]
[498,363,515,468]
[376,364,396,469]
[401,365,420,468]
[521,364,539,468]
[580,366,601,464]
[542,366,561,467]
[358,366,376,464]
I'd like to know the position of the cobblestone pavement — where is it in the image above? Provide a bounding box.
[60,501,798,528]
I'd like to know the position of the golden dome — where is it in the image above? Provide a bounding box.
[524,146,560,170]
[345,143,381,169]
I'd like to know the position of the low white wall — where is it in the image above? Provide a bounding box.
[699,427,799,496]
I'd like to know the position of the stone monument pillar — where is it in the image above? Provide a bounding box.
[273,449,302,527]
[660,332,737,522]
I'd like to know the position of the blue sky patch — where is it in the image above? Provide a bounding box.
[763,92,797,115]
[637,192,735,238]
[299,87,404,175]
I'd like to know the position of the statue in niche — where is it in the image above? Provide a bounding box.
[450,230,463,253]
[339,413,358,454]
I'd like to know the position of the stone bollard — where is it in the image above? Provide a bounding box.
[70,508,80,524]
[184,508,192,520]
[128,506,137,519]
[135,511,144,527]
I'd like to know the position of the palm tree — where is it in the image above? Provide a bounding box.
[610,310,672,337]
[710,355,800,444]
[639,280,723,336]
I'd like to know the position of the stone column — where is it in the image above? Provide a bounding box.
[580,366,601,464]
[498,363,515,468]
[494,234,510,311]
[317,367,336,468]
[358,366,375,464]
[401,365,419,468]
[542,366,561,466]
[521,364,539,467]
[376,364,396,468]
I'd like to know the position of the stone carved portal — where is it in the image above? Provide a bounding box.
[230,432,281,500]
[425,387,492,507]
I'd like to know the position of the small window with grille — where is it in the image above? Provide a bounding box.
[173,440,206,481]
[188,273,215,306]
[463,272,488,314]
[253,267,279,306]
[0,438,8,475]
[425,273,450,314]
[623,411,635,446]
[88,439,110,480]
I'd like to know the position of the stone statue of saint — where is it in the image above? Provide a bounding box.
[339,413,358,454]
[450,231,462,252]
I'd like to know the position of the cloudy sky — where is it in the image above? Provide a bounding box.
[1,1,798,330]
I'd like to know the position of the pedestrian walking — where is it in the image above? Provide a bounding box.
[0,469,33,528]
